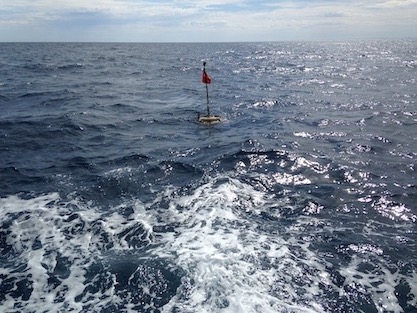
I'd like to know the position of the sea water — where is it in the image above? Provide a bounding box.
[0,41,416,312]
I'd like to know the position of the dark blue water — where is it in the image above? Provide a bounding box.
[0,41,416,312]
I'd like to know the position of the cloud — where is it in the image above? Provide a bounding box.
[369,0,417,8]
[0,0,416,41]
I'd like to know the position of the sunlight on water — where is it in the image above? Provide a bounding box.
[0,41,416,312]
[0,168,416,312]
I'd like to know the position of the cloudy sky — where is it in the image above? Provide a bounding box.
[1,0,417,42]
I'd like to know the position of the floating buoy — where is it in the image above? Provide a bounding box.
[197,114,221,124]
[197,61,222,124]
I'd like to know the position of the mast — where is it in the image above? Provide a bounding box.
[198,61,220,123]
[203,61,211,117]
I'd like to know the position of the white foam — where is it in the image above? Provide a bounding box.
[149,173,416,313]
[1,171,415,312]
[294,131,313,138]
[151,176,330,312]
[0,193,155,312]
[409,271,417,307]
[339,256,405,313]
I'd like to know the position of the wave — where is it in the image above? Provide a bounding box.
[22,62,83,72]
[0,167,49,196]
[1,163,416,312]
[1,41,416,312]
[0,94,10,102]
[0,116,86,142]
[0,193,179,312]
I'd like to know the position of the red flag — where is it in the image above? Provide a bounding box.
[202,70,211,84]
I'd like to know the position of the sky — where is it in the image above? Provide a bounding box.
[1,0,417,42]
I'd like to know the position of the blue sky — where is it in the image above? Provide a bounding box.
[1,0,416,42]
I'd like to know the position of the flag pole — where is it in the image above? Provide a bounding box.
[198,61,220,124]
[203,61,210,117]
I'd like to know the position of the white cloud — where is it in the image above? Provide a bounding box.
[0,0,416,41]
[369,0,417,8]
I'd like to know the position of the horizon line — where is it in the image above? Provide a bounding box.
[1,37,416,44]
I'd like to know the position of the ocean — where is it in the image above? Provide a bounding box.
[0,41,416,312]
